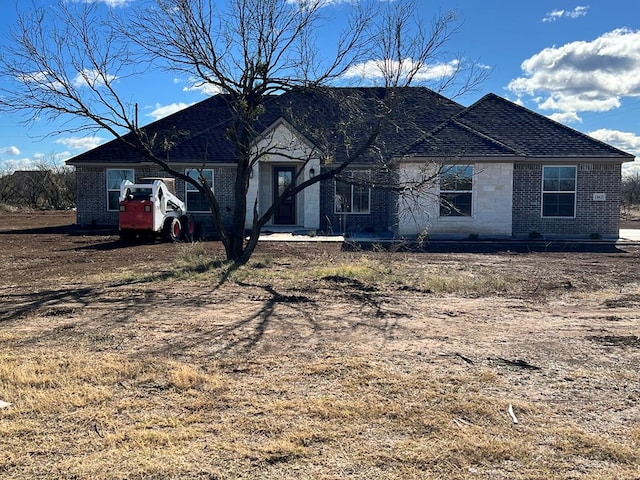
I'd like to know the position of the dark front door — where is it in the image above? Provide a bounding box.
[273,166,296,225]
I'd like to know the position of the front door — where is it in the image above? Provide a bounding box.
[273,166,296,225]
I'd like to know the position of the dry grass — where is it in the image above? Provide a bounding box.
[2,241,640,479]
[1,347,638,479]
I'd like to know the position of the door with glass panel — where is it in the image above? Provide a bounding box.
[273,166,296,225]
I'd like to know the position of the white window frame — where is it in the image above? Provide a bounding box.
[541,166,577,218]
[106,169,134,211]
[439,165,474,217]
[334,170,371,214]
[185,168,214,213]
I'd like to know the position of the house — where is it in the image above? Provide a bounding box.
[67,87,634,239]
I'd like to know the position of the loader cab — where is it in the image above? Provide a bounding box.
[124,187,153,201]
[140,177,177,194]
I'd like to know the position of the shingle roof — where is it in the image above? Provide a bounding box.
[67,88,634,166]
[68,93,238,165]
[406,118,519,158]
[67,87,465,165]
[450,94,634,159]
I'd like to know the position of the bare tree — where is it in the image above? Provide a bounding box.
[0,0,487,264]
[622,172,640,209]
[0,157,75,210]
[37,158,76,210]
[0,172,20,208]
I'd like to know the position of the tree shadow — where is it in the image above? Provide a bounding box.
[0,286,95,323]
[70,237,166,252]
[147,282,319,356]
[0,225,76,235]
[2,275,409,362]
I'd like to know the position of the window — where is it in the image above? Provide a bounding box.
[106,169,134,211]
[439,165,473,217]
[335,171,370,214]
[542,166,576,217]
[185,169,214,212]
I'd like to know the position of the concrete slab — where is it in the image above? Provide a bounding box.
[258,232,344,242]
[619,229,640,242]
[256,229,640,246]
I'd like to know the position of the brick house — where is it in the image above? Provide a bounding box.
[67,87,634,239]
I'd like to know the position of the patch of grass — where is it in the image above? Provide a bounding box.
[554,428,640,463]
[172,242,227,277]
[0,203,20,213]
[1,342,638,479]
[222,252,528,297]
[315,263,377,282]
[111,243,229,284]
[166,362,228,392]
[249,254,274,269]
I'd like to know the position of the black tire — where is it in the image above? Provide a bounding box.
[119,229,135,241]
[180,215,197,242]
[163,217,182,242]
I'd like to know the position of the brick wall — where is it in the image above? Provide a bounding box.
[74,165,168,227]
[396,162,513,238]
[512,162,622,238]
[74,165,237,232]
[319,170,397,235]
[173,166,237,233]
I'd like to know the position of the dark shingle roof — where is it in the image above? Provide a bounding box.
[67,89,634,166]
[68,94,238,165]
[67,87,465,165]
[452,94,634,159]
[406,118,519,157]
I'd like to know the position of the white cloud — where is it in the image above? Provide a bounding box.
[568,6,589,18]
[623,159,640,176]
[146,103,194,121]
[69,0,131,7]
[588,128,640,176]
[548,111,582,124]
[0,158,38,174]
[55,136,104,151]
[22,69,117,91]
[542,6,589,22]
[0,150,72,174]
[18,71,64,93]
[588,128,640,154]
[507,28,640,122]
[54,151,73,163]
[342,58,459,83]
[0,146,21,156]
[72,69,117,89]
[182,78,223,96]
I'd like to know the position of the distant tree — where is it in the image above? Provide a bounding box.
[0,171,20,208]
[622,172,640,208]
[0,160,75,210]
[37,160,76,210]
[0,0,487,264]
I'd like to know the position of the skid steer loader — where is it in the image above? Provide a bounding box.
[118,178,196,241]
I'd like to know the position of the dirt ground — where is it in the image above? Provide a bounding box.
[1,211,639,478]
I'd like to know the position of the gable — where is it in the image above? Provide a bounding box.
[404,118,519,158]
[404,94,635,161]
[454,94,635,160]
[253,118,318,161]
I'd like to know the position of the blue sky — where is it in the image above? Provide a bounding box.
[1,0,639,174]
